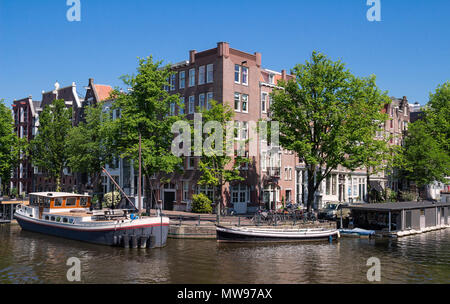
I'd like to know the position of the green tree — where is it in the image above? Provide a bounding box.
[111,56,183,211]
[397,82,450,187]
[66,103,114,196]
[0,99,22,194]
[195,101,247,216]
[270,51,391,211]
[30,99,72,191]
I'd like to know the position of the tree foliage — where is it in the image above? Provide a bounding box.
[110,56,183,209]
[398,83,450,187]
[0,99,22,194]
[66,103,114,193]
[195,101,246,214]
[30,99,72,191]
[271,51,391,210]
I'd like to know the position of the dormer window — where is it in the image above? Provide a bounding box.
[269,74,275,84]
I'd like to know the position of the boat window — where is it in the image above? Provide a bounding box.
[80,197,88,207]
[50,216,55,221]
[38,197,44,206]
[44,198,51,208]
[45,216,49,220]
[56,217,61,222]
[69,218,74,224]
[66,197,77,207]
[54,198,63,207]
[30,195,37,206]
[63,218,68,223]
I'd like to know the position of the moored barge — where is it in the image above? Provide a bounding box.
[14,192,169,248]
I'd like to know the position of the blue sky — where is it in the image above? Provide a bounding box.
[0,0,449,106]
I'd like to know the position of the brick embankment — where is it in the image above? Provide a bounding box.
[160,209,337,239]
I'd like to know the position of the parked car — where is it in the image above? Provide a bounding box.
[318,203,348,220]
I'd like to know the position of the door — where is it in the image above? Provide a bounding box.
[163,191,175,211]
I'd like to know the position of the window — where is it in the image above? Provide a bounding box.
[170,102,175,116]
[207,64,213,83]
[198,184,214,201]
[54,198,63,207]
[269,74,275,84]
[188,157,195,169]
[45,216,49,220]
[234,121,241,140]
[66,197,76,207]
[241,94,248,113]
[198,66,205,85]
[261,93,267,113]
[188,96,195,114]
[234,93,241,111]
[170,74,176,91]
[261,152,267,171]
[80,197,88,207]
[242,67,248,85]
[241,122,248,140]
[183,181,189,201]
[326,176,331,195]
[235,64,241,83]
[179,71,186,89]
[332,174,337,196]
[206,92,213,109]
[199,93,205,110]
[179,97,185,115]
[289,168,292,181]
[51,216,55,221]
[231,184,249,204]
[63,218,68,223]
[189,68,195,87]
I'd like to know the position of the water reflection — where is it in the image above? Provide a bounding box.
[0,225,449,284]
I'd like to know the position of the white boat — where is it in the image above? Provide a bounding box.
[216,225,340,243]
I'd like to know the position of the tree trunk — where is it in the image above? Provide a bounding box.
[307,167,316,212]
[366,168,371,204]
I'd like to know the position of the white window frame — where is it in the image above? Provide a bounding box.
[199,93,205,110]
[179,71,186,89]
[234,121,241,140]
[242,66,248,86]
[198,66,205,85]
[188,96,195,114]
[234,92,241,112]
[261,92,267,113]
[206,92,213,109]
[235,64,241,84]
[206,64,213,83]
[189,68,196,87]
[241,94,248,113]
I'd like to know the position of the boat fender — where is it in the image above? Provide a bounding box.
[122,235,130,248]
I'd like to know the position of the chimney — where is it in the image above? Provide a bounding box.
[254,52,261,68]
[89,78,94,86]
[217,42,230,58]
[281,69,287,81]
[189,50,197,64]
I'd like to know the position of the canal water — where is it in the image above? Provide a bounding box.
[0,224,449,284]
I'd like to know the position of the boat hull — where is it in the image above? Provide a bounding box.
[15,213,169,248]
[216,226,339,243]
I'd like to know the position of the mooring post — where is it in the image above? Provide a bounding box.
[198,215,201,226]
[238,216,241,227]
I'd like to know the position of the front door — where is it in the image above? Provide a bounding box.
[163,191,175,211]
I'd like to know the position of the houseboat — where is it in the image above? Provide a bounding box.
[14,192,169,248]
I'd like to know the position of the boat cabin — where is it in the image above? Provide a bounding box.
[29,192,91,210]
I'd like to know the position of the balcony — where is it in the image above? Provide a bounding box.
[268,167,281,178]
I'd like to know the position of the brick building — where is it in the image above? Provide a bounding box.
[11,79,113,195]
